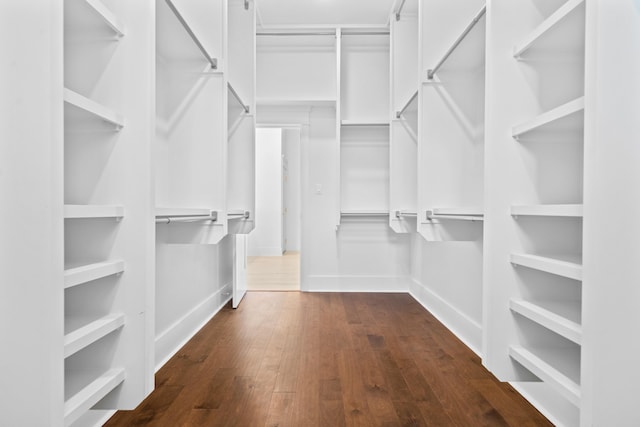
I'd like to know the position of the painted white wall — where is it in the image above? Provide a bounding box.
[248,128,284,256]
[283,128,301,251]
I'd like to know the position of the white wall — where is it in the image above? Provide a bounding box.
[248,128,283,256]
[283,128,301,251]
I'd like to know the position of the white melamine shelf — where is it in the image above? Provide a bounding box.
[65,0,125,37]
[155,207,216,217]
[510,253,582,281]
[64,313,125,358]
[511,204,583,217]
[63,88,124,129]
[512,97,584,139]
[341,119,390,127]
[64,205,124,219]
[509,345,581,406]
[510,299,582,344]
[64,368,125,427]
[256,98,337,108]
[64,260,125,289]
[513,0,585,58]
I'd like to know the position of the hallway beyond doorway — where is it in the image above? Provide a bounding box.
[247,251,300,291]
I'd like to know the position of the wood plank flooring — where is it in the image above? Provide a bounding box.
[105,292,552,427]
[247,251,300,291]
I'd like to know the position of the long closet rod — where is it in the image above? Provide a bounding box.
[228,210,251,219]
[395,0,408,21]
[426,4,486,80]
[155,213,218,224]
[395,210,418,218]
[257,31,389,36]
[396,90,419,118]
[340,211,390,217]
[165,0,218,70]
[228,83,250,113]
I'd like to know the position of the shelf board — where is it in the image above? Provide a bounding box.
[509,345,581,406]
[64,260,124,289]
[64,204,124,219]
[155,207,216,217]
[63,88,124,129]
[511,204,583,217]
[64,313,125,358]
[256,98,337,108]
[512,97,584,139]
[510,253,582,281]
[510,299,582,344]
[513,0,585,58]
[65,0,125,37]
[341,119,390,127]
[64,368,125,427]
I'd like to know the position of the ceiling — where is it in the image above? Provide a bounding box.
[255,0,405,28]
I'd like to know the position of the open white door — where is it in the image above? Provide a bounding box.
[232,234,248,308]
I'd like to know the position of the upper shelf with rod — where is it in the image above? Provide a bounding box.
[424,4,486,81]
[156,0,219,69]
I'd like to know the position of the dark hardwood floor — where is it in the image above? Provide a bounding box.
[106,292,552,427]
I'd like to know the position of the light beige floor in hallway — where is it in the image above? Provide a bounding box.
[247,251,300,291]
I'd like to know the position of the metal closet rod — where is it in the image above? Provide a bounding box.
[165,0,218,70]
[396,90,419,118]
[228,210,251,219]
[426,4,486,80]
[395,0,408,21]
[228,83,250,113]
[155,212,218,224]
[257,31,389,36]
[341,211,389,217]
[395,210,418,218]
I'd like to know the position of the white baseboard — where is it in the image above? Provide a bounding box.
[304,275,412,292]
[247,247,283,257]
[154,283,232,372]
[409,278,482,356]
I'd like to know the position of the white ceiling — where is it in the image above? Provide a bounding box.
[255,0,402,28]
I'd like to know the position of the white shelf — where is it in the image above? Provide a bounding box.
[64,205,124,219]
[510,299,582,344]
[65,0,125,37]
[512,97,584,139]
[64,368,125,427]
[509,345,581,406]
[155,207,216,217]
[511,204,583,217]
[63,88,124,129]
[513,0,585,58]
[510,253,582,281]
[256,98,336,108]
[341,119,389,127]
[64,313,125,358]
[64,260,125,289]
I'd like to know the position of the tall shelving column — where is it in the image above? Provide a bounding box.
[63,0,155,425]
[484,1,585,425]
[390,0,419,234]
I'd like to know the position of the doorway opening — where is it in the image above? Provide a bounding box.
[247,127,301,291]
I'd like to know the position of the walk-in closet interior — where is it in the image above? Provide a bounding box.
[2,0,639,426]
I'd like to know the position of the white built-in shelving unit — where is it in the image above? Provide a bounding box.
[484,0,586,425]
[63,0,155,425]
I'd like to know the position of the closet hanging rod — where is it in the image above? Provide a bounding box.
[257,31,389,36]
[340,211,390,217]
[164,0,218,70]
[426,4,486,80]
[396,90,419,118]
[155,213,218,224]
[395,210,418,218]
[228,210,251,219]
[228,83,250,113]
[395,0,408,21]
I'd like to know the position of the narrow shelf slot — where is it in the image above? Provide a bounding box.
[64,313,125,358]
[513,0,585,58]
[512,97,584,139]
[511,204,583,217]
[64,368,125,427]
[510,299,582,344]
[63,88,124,130]
[509,345,581,406]
[65,0,125,37]
[64,205,124,219]
[64,260,125,289]
[510,253,582,281]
